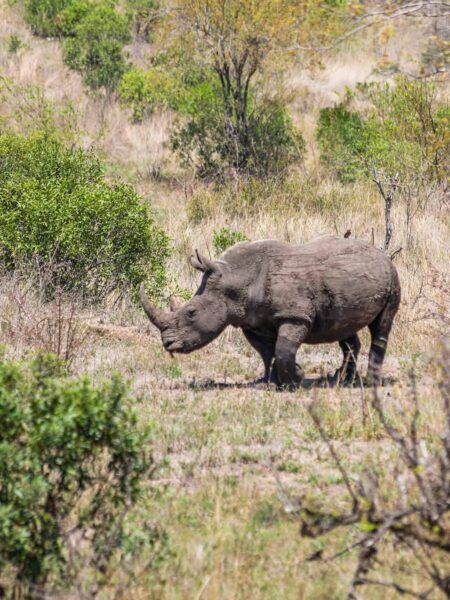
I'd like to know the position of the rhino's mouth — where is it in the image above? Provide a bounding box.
[163,339,184,352]
[163,337,214,354]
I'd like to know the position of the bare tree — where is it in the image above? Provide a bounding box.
[296,1,450,53]
[372,167,400,253]
[276,340,450,599]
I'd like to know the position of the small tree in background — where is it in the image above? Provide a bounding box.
[317,77,450,183]
[62,1,131,91]
[167,0,342,178]
[24,0,73,36]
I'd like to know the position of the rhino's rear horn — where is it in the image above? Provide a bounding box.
[190,250,226,275]
[139,284,168,330]
[169,297,181,312]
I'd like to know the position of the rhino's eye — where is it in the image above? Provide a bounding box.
[186,307,196,318]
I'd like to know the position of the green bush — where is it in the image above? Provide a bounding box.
[24,0,73,36]
[0,131,170,300]
[23,0,132,92]
[119,67,184,121]
[119,53,303,179]
[316,103,367,182]
[57,0,91,34]
[362,78,450,181]
[213,227,248,254]
[0,353,164,598]
[172,92,304,179]
[118,62,213,122]
[317,78,450,183]
[63,2,131,91]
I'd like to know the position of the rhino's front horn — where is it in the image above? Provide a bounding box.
[139,284,168,330]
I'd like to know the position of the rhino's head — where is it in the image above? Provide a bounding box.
[140,251,235,354]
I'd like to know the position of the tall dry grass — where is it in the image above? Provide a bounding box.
[0,3,449,597]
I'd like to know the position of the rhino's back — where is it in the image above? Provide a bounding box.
[224,237,398,343]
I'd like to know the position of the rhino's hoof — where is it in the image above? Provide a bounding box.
[253,378,277,390]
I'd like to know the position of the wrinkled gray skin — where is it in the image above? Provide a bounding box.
[140,236,401,388]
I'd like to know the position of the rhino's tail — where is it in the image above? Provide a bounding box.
[367,263,401,386]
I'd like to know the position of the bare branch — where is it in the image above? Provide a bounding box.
[372,168,400,251]
[295,2,450,53]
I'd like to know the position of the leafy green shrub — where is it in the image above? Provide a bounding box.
[24,0,73,36]
[0,131,170,300]
[62,2,131,91]
[172,92,304,179]
[316,103,367,182]
[56,0,91,34]
[118,61,213,122]
[317,78,450,183]
[23,0,132,91]
[213,227,248,254]
[119,67,184,121]
[362,78,450,181]
[0,353,165,599]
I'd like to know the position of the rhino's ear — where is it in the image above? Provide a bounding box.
[189,250,226,275]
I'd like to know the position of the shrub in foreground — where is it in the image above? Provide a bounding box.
[291,343,450,598]
[0,131,169,301]
[0,353,165,599]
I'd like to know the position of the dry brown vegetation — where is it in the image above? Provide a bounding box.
[1,1,450,598]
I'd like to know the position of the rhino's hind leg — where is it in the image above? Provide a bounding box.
[367,286,400,386]
[336,334,361,386]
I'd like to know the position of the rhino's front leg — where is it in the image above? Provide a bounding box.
[275,321,310,390]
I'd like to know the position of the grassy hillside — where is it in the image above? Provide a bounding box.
[0,0,449,598]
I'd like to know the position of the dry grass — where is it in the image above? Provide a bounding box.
[0,3,449,597]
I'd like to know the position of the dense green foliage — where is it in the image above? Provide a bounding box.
[317,78,450,182]
[0,353,160,598]
[24,0,73,36]
[62,1,131,91]
[24,0,136,91]
[363,78,450,180]
[213,227,248,255]
[0,132,169,300]
[316,103,366,182]
[172,92,304,179]
[119,66,186,121]
[118,61,214,121]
